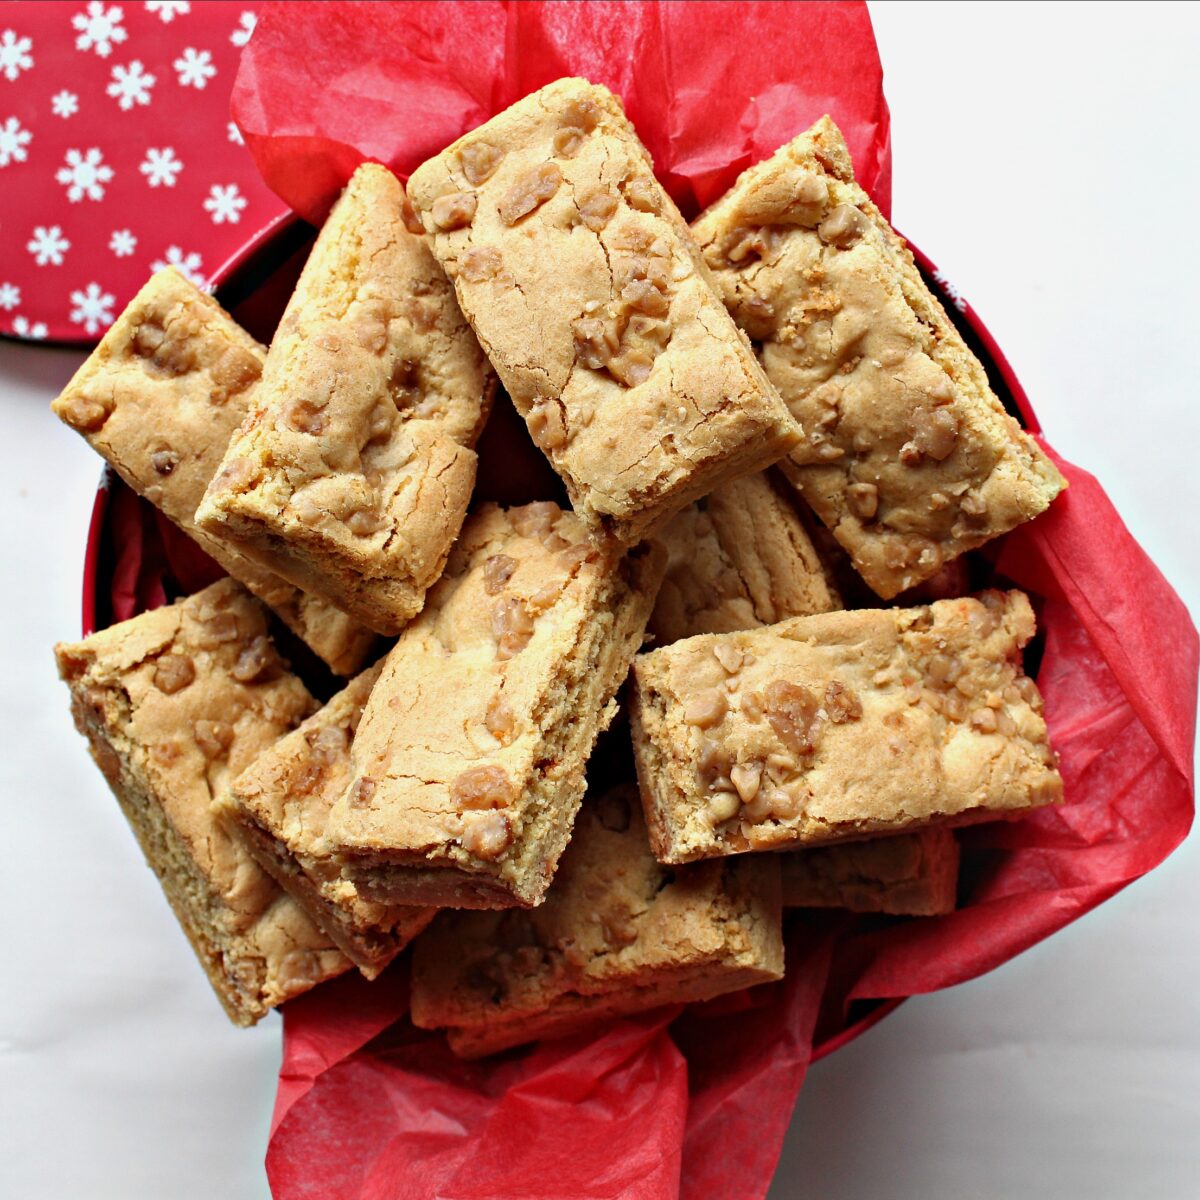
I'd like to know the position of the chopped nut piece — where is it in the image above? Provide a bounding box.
[153,653,196,694]
[58,393,113,432]
[195,719,233,759]
[212,456,259,494]
[713,644,744,674]
[460,246,503,282]
[528,400,568,452]
[552,127,584,158]
[911,407,959,461]
[817,203,863,247]
[624,176,661,213]
[483,554,517,594]
[346,507,385,536]
[847,481,879,520]
[684,689,728,728]
[232,635,277,683]
[491,596,534,660]
[498,163,562,225]
[451,765,517,811]
[150,448,179,476]
[484,694,516,744]
[572,315,620,369]
[431,191,478,230]
[461,810,513,860]
[348,777,377,809]
[762,679,822,755]
[579,187,618,231]
[730,762,763,803]
[970,707,998,733]
[282,398,327,435]
[459,141,504,186]
[706,790,742,825]
[824,680,863,723]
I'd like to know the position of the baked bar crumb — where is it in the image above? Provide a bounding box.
[55,579,349,1025]
[410,784,783,1057]
[631,591,1062,863]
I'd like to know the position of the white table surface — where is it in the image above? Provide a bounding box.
[3,3,1198,1197]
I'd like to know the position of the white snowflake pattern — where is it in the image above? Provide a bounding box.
[70,282,116,335]
[203,182,246,225]
[0,116,32,167]
[139,145,182,187]
[227,120,243,146]
[106,60,155,111]
[56,147,113,201]
[109,228,137,257]
[73,3,128,59]
[145,1,190,22]
[173,46,215,89]
[52,90,80,119]
[27,225,70,266]
[230,11,256,47]
[151,245,205,287]
[12,315,49,340]
[0,29,34,81]
[0,282,20,312]
[932,268,968,314]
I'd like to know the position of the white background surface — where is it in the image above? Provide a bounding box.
[2,3,1197,1197]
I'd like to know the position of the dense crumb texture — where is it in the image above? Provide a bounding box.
[54,579,349,1025]
[196,164,495,635]
[631,591,1062,863]
[222,664,435,978]
[651,470,840,644]
[692,117,1065,598]
[780,827,959,916]
[320,501,667,909]
[407,77,801,546]
[50,269,378,675]
[410,785,783,1057]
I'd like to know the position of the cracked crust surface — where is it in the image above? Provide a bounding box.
[692,117,1065,599]
[651,470,841,645]
[54,579,349,1025]
[51,269,378,676]
[221,664,436,978]
[780,827,959,916]
[319,501,667,910]
[407,78,801,546]
[631,591,1062,864]
[196,164,495,635]
[410,784,783,1057]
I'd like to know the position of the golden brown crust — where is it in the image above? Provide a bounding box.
[650,470,840,644]
[779,827,959,916]
[319,501,667,909]
[407,78,801,546]
[631,591,1062,864]
[50,269,378,675]
[410,785,783,1057]
[221,664,435,978]
[692,117,1066,599]
[196,164,495,635]
[54,579,349,1025]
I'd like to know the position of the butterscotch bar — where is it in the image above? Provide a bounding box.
[52,269,378,675]
[410,785,783,1057]
[319,501,666,910]
[692,117,1065,599]
[780,828,959,916]
[650,470,840,645]
[631,591,1061,864]
[220,664,435,979]
[197,164,494,635]
[407,78,800,546]
[54,579,350,1025]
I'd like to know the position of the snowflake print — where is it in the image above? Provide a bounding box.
[109,229,137,257]
[932,268,968,314]
[73,3,128,59]
[70,282,116,335]
[139,145,182,187]
[107,60,155,111]
[12,315,49,340]
[204,183,246,225]
[227,120,243,146]
[0,29,34,81]
[52,90,79,119]
[151,245,205,287]
[230,11,257,47]
[145,1,190,22]
[27,225,70,266]
[57,147,113,201]
[174,47,215,89]
[0,282,20,311]
[0,116,32,167]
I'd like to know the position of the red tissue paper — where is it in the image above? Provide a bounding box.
[86,3,1195,1197]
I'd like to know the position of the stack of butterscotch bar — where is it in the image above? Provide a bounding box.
[53,79,1065,1049]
